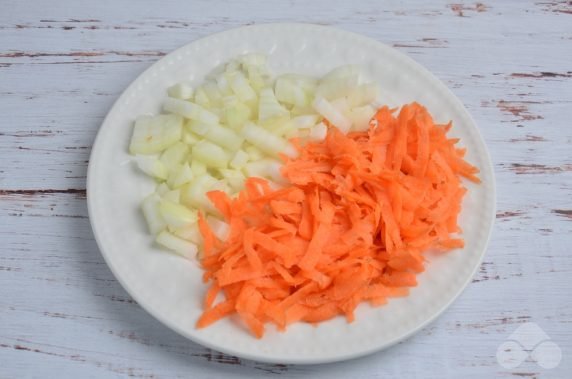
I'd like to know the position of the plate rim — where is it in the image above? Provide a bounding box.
[87,22,496,364]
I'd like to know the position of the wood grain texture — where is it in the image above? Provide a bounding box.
[1,0,571,377]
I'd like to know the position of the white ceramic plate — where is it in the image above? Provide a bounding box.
[87,23,495,364]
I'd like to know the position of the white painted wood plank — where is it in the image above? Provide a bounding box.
[1,0,571,377]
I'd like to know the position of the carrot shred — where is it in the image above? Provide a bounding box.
[196,102,479,337]
[196,299,235,328]
[203,283,220,309]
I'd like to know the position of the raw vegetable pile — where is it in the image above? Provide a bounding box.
[129,54,479,338]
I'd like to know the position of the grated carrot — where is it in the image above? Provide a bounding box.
[196,102,479,338]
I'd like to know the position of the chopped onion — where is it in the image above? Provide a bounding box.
[170,223,202,244]
[141,193,166,234]
[291,115,320,129]
[129,115,183,155]
[180,174,219,214]
[156,182,170,195]
[230,149,249,169]
[241,122,296,158]
[167,162,194,189]
[348,105,376,131]
[192,140,230,168]
[228,71,257,103]
[190,160,207,176]
[216,74,233,96]
[193,86,211,108]
[163,97,219,125]
[275,77,309,107]
[167,82,194,100]
[223,95,252,130]
[316,75,359,101]
[159,199,198,228]
[182,128,201,145]
[347,83,380,107]
[162,189,180,203]
[309,122,328,141]
[135,155,168,180]
[187,120,243,151]
[218,168,246,192]
[202,81,223,107]
[244,158,286,184]
[160,141,189,169]
[244,144,265,161]
[156,230,197,260]
[258,87,289,122]
[312,97,352,133]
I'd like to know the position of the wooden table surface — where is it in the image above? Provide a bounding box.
[1,0,571,377]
